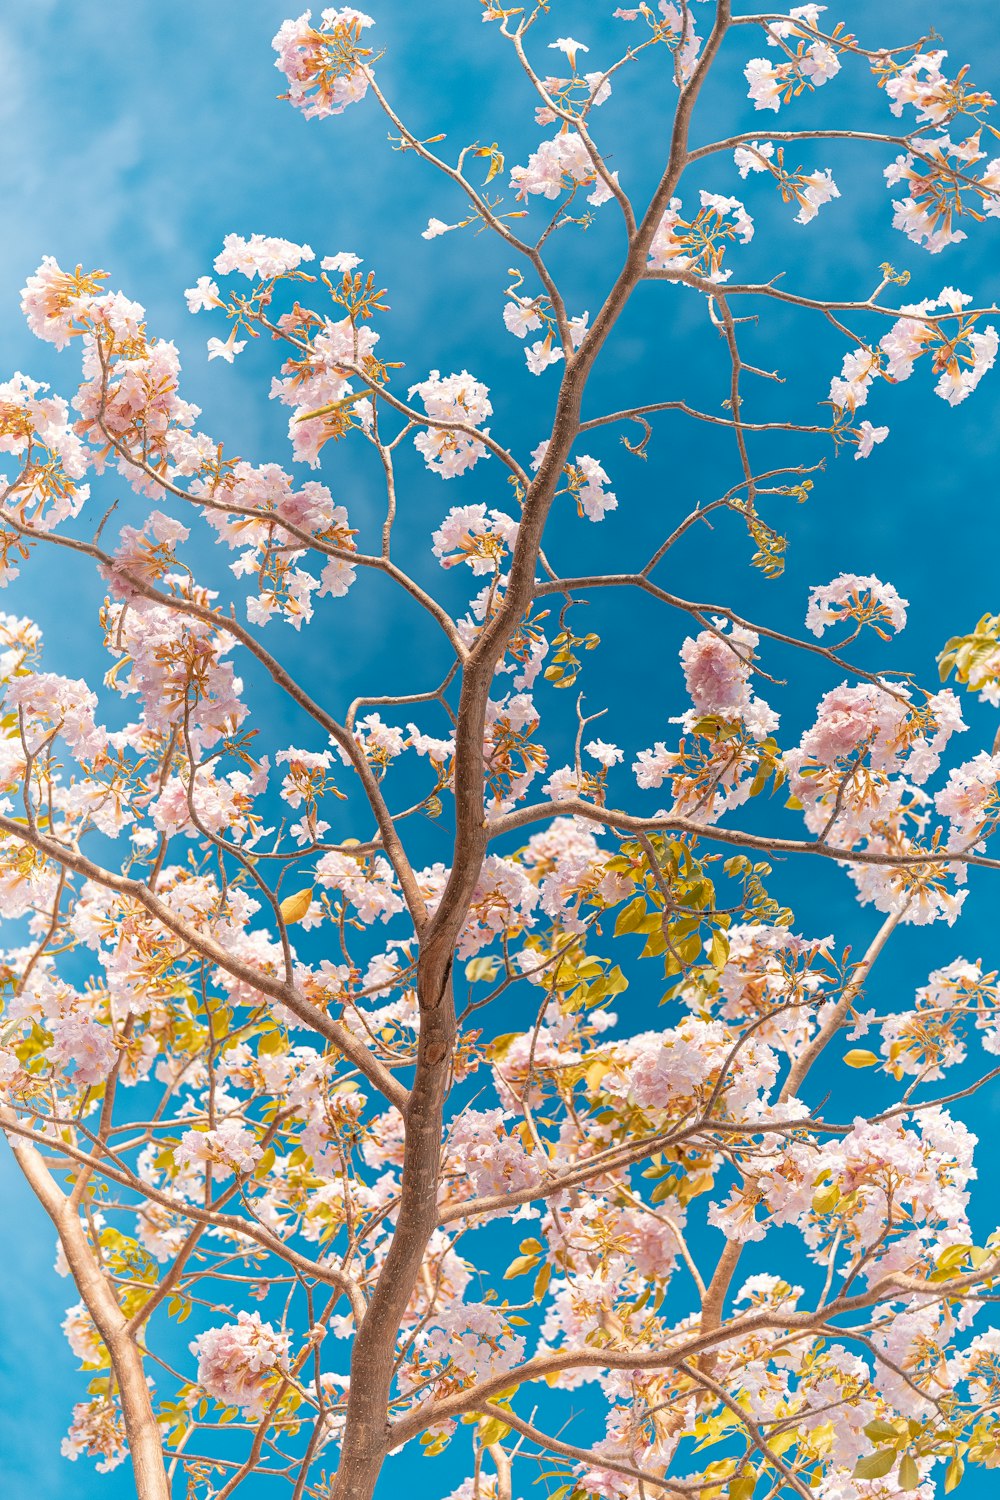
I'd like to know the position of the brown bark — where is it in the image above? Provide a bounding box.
[4,1112,170,1499]
[327,7,734,1495]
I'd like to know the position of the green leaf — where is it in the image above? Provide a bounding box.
[945,1457,965,1493]
[812,1183,840,1215]
[709,929,730,970]
[853,1450,897,1481]
[615,896,648,936]
[864,1421,902,1444]
[899,1455,920,1491]
[477,1416,511,1446]
[465,956,501,984]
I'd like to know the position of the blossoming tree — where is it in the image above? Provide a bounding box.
[6,3,1000,1498]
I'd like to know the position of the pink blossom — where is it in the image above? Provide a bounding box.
[502,298,543,338]
[510,131,616,207]
[207,330,247,363]
[408,728,454,766]
[177,1123,264,1179]
[632,742,677,790]
[272,9,375,119]
[48,1016,117,1086]
[570,454,617,521]
[586,739,623,767]
[21,256,105,349]
[444,1108,543,1197]
[408,370,493,479]
[321,251,361,272]
[805,574,908,638]
[61,1398,128,1473]
[885,50,959,125]
[548,36,589,69]
[828,346,878,413]
[190,1310,290,1417]
[314,850,405,923]
[432,505,518,572]
[62,1302,106,1366]
[214,233,314,280]
[793,168,840,223]
[935,752,1000,839]
[734,141,775,177]
[679,622,775,734]
[855,419,889,458]
[745,57,784,112]
[5,672,108,760]
[184,276,221,312]
[797,680,908,769]
[700,190,754,242]
[525,336,564,376]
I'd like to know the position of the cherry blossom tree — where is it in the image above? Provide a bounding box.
[6,5,1000,1499]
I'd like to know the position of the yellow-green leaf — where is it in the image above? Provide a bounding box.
[709,929,731,969]
[853,1450,897,1481]
[478,1416,511,1446]
[465,956,501,984]
[863,1420,901,1442]
[899,1455,920,1491]
[615,896,647,936]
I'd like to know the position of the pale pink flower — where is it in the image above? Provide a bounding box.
[48,1016,117,1087]
[177,1123,263,1179]
[214,233,314,280]
[408,370,493,479]
[272,9,375,119]
[190,1311,290,1417]
[321,252,362,271]
[548,36,589,69]
[207,330,247,363]
[432,505,518,572]
[525,337,564,376]
[586,739,623,767]
[806,574,908,638]
[62,1398,128,1473]
[502,298,543,338]
[855,419,889,458]
[184,276,221,312]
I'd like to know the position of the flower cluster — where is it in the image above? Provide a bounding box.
[613,4,705,85]
[190,1311,290,1417]
[510,131,618,207]
[408,370,493,479]
[805,573,908,639]
[272,8,375,119]
[649,191,754,282]
[733,140,840,224]
[744,6,844,113]
[432,505,519,572]
[828,289,998,418]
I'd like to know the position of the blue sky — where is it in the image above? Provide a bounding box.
[3,0,1000,1494]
